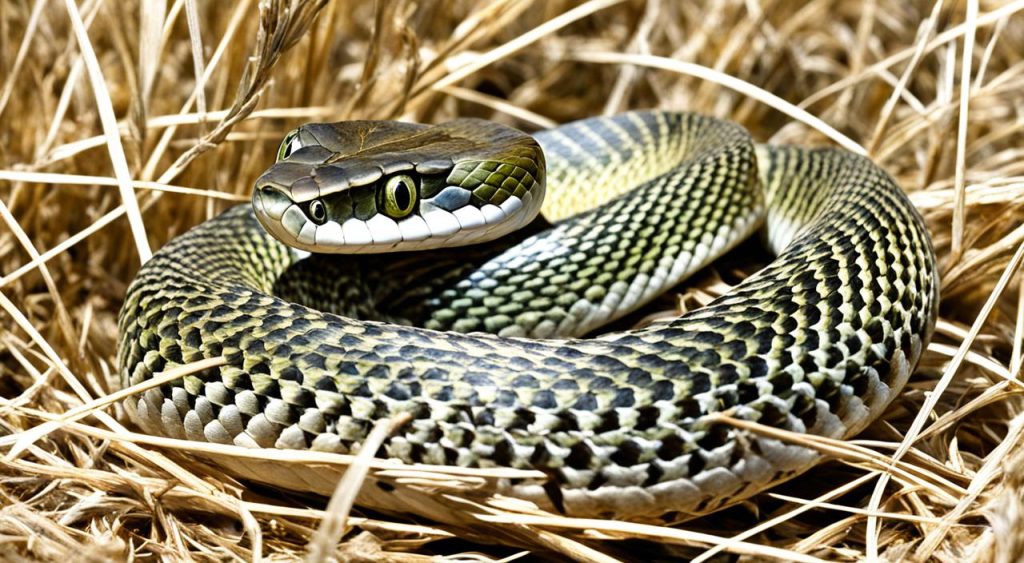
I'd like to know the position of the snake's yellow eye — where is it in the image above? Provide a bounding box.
[381,175,417,219]
[277,130,302,161]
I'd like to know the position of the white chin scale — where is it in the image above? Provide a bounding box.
[254,184,542,254]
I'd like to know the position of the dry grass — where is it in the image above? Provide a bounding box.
[1,0,1023,560]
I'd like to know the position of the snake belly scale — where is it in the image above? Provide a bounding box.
[117,111,938,520]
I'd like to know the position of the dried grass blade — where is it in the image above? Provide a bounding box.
[950,0,979,261]
[798,0,1024,109]
[62,0,151,262]
[476,514,826,562]
[304,415,406,562]
[0,0,47,122]
[424,0,625,96]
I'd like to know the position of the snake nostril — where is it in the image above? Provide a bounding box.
[255,184,292,220]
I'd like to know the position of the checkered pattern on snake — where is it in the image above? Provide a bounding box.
[117,111,938,519]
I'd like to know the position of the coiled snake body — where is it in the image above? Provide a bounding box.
[118,111,938,519]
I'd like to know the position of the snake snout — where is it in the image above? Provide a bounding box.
[253,182,292,221]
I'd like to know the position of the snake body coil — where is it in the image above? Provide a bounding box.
[118,111,938,519]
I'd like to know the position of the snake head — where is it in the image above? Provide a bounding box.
[253,119,546,254]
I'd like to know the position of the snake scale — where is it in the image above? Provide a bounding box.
[118,111,938,520]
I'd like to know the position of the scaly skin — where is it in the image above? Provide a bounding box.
[117,111,938,519]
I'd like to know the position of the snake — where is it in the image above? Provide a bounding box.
[117,111,938,520]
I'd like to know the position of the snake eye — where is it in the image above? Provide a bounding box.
[381,175,417,219]
[307,199,327,225]
[277,130,302,161]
